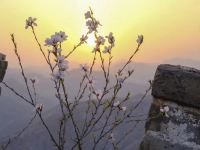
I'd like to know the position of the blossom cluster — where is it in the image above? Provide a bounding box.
[25,17,37,29]
[35,103,43,113]
[92,32,115,54]
[25,17,69,81]
[45,32,69,81]
[51,54,69,81]
[80,34,88,44]
[160,105,169,117]
[45,31,68,47]
[23,8,145,147]
[85,10,100,33]
[137,35,143,46]
[92,36,105,53]
[113,100,127,111]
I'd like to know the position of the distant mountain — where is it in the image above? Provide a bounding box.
[1,94,153,150]
[0,93,32,139]
[0,62,155,149]
[163,58,200,69]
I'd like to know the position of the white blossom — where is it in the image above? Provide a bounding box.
[45,38,53,46]
[48,47,62,54]
[121,106,127,111]
[106,32,115,46]
[80,34,88,44]
[160,106,169,113]
[58,60,69,70]
[136,35,143,45]
[102,46,112,54]
[114,101,120,107]
[45,35,61,46]
[57,55,65,62]
[109,133,115,142]
[86,19,100,33]
[25,17,37,29]
[95,36,105,45]
[35,104,43,112]
[160,106,170,117]
[55,31,68,42]
[50,34,62,43]
[45,32,68,46]
[164,106,169,112]
[52,70,65,81]
[85,11,91,19]
[57,55,69,71]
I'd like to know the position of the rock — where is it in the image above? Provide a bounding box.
[140,130,199,150]
[0,53,6,61]
[152,64,200,109]
[140,64,200,150]
[0,53,8,94]
[140,99,200,150]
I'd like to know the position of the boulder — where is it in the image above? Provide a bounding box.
[152,64,200,108]
[140,64,200,150]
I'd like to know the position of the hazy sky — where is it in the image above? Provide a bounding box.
[0,0,200,69]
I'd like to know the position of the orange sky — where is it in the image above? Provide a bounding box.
[0,0,200,69]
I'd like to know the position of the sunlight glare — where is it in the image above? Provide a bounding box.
[87,34,96,46]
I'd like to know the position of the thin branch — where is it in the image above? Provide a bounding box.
[10,34,34,104]
[1,81,33,105]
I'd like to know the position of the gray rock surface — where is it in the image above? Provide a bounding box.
[140,64,200,150]
[140,130,199,150]
[152,64,200,108]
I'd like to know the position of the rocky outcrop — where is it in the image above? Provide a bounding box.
[140,64,200,150]
[0,53,8,94]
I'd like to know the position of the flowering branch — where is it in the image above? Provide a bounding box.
[0,7,154,150]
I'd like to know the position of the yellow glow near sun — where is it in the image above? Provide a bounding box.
[1,0,200,68]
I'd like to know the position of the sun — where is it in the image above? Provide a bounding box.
[87,34,96,46]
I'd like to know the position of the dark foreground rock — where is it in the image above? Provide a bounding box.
[0,53,8,94]
[152,64,200,108]
[0,53,7,82]
[140,64,200,150]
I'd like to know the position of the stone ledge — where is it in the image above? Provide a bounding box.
[152,64,200,108]
[148,99,199,139]
[140,98,200,150]
[140,130,200,150]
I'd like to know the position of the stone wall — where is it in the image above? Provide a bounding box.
[140,64,200,150]
[0,53,8,95]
